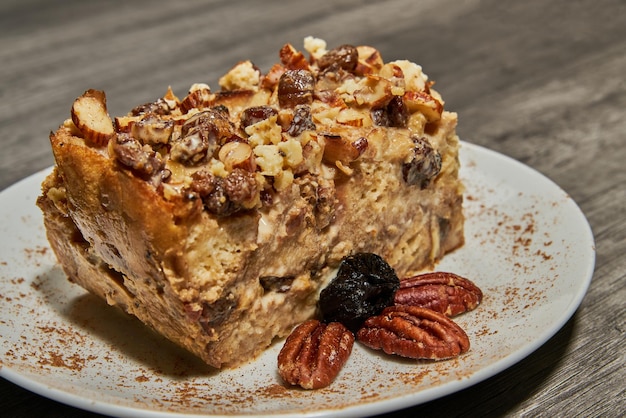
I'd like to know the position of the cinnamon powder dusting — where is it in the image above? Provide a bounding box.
[0,152,580,415]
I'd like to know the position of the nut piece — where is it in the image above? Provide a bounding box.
[403,90,443,122]
[218,141,256,172]
[279,43,311,71]
[354,45,384,76]
[278,319,354,389]
[71,89,115,146]
[180,83,213,113]
[357,305,470,360]
[394,272,483,317]
[321,133,368,166]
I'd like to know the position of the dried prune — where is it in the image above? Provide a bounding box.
[319,253,399,333]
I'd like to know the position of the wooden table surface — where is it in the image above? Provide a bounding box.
[1,0,624,416]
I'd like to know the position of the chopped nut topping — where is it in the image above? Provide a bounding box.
[71,38,448,218]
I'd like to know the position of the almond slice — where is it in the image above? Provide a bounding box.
[71,89,115,146]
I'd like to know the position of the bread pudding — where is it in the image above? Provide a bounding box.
[37,37,464,368]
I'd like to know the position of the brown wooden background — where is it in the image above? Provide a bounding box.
[1,0,624,416]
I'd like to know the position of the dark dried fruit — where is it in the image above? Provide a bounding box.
[387,96,409,128]
[286,105,316,136]
[372,96,409,128]
[201,177,234,216]
[317,44,359,73]
[190,169,216,196]
[190,169,257,216]
[277,69,315,108]
[240,106,278,129]
[402,136,442,188]
[319,253,400,333]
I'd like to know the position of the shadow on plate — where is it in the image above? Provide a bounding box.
[34,264,217,379]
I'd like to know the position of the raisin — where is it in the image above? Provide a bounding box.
[371,108,389,127]
[277,69,315,108]
[240,106,278,129]
[286,105,316,136]
[318,253,399,333]
[372,96,408,128]
[317,44,358,73]
[402,136,442,189]
[190,170,217,196]
[386,96,409,128]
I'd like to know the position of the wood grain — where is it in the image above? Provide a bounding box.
[1,0,624,416]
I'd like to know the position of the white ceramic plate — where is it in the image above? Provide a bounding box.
[0,142,595,417]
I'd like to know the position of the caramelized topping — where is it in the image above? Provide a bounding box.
[68,38,448,217]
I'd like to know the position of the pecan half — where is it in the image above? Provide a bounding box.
[357,305,470,360]
[394,272,483,317]
[278,320,354,389]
